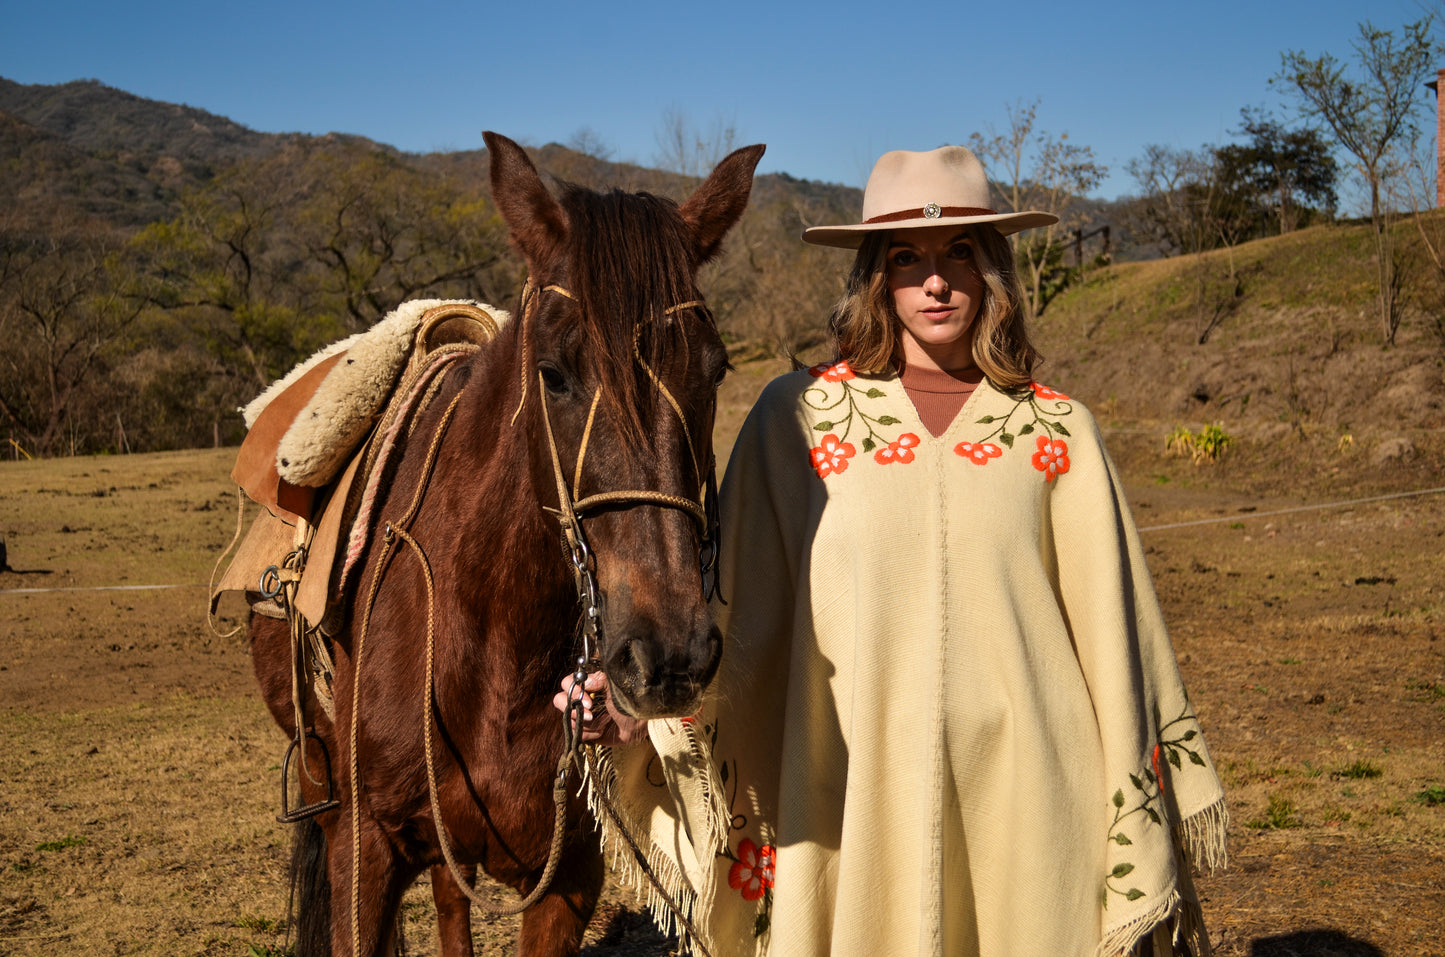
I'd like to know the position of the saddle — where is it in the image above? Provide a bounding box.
[213,299,509,626]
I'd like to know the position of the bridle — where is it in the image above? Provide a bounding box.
[371,279,724,949]
[522,279,724,695]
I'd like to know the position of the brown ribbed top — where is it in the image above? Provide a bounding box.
[900,362,984,437]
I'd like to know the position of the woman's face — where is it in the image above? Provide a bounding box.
[885,224,984,372]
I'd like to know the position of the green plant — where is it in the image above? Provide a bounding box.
[36,835,86,852]
[1164,423,1232,464]
[1414,785,1445,807]
[1334,759,1383,780]
[1247,793,1304,829]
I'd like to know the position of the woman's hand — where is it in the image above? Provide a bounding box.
[552,671,650,746]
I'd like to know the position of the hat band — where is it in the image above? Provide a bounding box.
[863,205,997,225]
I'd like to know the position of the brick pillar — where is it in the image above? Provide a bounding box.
[1437,69,1445,209]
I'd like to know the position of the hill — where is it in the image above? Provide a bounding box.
[1031,217,1445,494]
[2,74,1443,474]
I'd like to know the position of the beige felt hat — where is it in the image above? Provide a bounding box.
[803,145,1058,248]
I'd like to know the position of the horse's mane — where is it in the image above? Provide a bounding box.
[557,183,708,447]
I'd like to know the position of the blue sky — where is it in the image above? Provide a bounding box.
[1,0,1436,203]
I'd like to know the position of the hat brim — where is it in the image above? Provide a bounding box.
[802,210,1059,248]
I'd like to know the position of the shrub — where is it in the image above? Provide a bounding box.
[1165,423,1232,464]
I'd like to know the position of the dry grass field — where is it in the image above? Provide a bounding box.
[2,355,1443,956]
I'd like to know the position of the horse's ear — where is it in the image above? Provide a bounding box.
[679,144,766,265]
[484,131,569,269]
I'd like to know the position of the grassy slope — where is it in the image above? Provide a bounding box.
[1031,216,1445,498]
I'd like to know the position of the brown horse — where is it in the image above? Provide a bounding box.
[248,131,764,956]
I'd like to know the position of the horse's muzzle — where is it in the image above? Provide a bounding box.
[602,616,722,720]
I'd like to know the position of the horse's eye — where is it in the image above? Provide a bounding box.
[539,362,569,395]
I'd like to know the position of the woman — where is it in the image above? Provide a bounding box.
[562,145,1226,957]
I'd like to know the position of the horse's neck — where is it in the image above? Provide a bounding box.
[430,336,573,601]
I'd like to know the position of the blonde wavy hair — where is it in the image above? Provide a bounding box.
[825,224,1040,388]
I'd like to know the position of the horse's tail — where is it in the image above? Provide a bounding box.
[288,817,332,957]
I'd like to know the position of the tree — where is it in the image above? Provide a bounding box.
[1275,17,1440,342]
[0,224,144,455]
[654,106,740,182]
[1124,145,1257,343]
[1214,109,1338,234]
[968,100,1106,316]
[1124,144,1214,258]
[135,141,514,401]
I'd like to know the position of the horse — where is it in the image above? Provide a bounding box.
[246,131,764,956]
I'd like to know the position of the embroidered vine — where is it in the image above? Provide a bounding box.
[685,714,775,937]
[804,361,916,476]
[956,382,1074,481]
[1103,698,1212,907]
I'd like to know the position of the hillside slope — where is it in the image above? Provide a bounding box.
[1036,220,1445,441]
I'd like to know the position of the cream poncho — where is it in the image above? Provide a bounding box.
[594,363,1227,957]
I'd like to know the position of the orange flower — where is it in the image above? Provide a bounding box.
[1152,744,1165,794]
[810,433,856,478]
[1031,436,1070,481]
[874,432,920,464]
[1031,382,1069,401]
[728,838,775,901]
[954,440,1003,465]
[808,360,856,382]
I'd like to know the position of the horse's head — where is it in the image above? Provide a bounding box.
[484,132,763,720]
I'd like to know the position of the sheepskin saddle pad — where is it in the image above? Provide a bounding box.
[218,299,509,624]
[241,299,510,492]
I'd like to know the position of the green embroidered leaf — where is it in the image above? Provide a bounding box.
[1168,749,1183,770]
[1112,789,1125,808]
[1126,888,1146,901]
[1019,422,1034,435]
[1189,750,1207,766]
[1054,422,1071,437]
[862,437,876,453]
[876,415,900,425]
[1144,767,1156,784]
[1112,832,1133,845]
[1183,730,1197,741]
[1129,773,1144,791]
[754,911,770,937]
[977,415,997,423]
[1000,432,1014,448]
[1153,702,1162,728]
[865,388,885,398]
[1144,806,1161,825]
[1111,863,1135,878]
[813,420,834,431]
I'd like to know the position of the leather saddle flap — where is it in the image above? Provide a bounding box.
[214,507,295,601]
[294,446,368,625]
[232,351,346,524]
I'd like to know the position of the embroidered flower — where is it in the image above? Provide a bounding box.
[1031,436,1070,481]
[810,433,856,478]
[728,838,775,901]
[1152,744,1165,795]
[808,359,856,382]
[954,440,1004,465]
[874,432,920,465]
[1031,382,1069,401]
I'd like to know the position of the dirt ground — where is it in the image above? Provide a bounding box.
[1,358,1442,956]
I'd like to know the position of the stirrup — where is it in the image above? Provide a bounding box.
[277,731,342,823]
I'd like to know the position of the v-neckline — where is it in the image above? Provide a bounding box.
[898,364,987,439]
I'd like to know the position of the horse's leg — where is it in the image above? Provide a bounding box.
[326,814,409,957]
[432,863,476,957]
[516,834,604,957]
